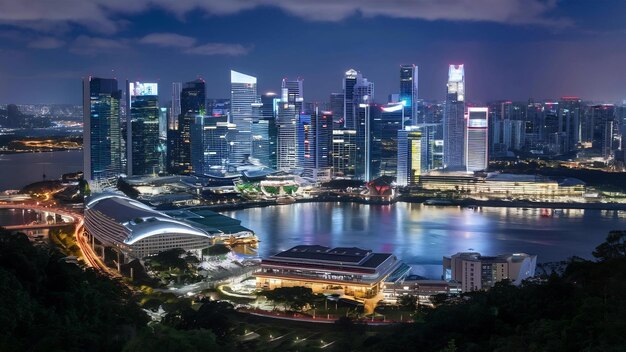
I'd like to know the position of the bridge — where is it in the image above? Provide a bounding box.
[0,204,76,231]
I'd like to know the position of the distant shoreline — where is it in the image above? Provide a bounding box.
[197,195,626,213]
[0,148,82,155]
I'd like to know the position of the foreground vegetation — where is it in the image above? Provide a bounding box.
[2,227,626,351]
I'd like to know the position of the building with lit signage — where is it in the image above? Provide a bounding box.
[443,252,537,292]
[256,245,409,299]
[127,81,161,176]
[84,194,211,262]
[419,172,586,200]
[466,107,489,172]
[83,77,123,180]
[397,127,422,186]
[443,64,466,170]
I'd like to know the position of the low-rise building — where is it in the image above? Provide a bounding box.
[383,278,461,305]
[256,245,409,299]
[84,194,212,262]
[443,252,537,292]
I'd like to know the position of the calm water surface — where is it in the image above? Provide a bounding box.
[224,203,626,278]
[0,150,83,190]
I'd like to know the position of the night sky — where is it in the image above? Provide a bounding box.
[0,0,625,105]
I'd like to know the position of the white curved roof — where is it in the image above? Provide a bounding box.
[86,193,211,245]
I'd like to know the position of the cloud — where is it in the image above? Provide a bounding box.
[139,32,197,48]
[28,37,65,49]
[184,43,251,56]
[69,35,129,55]
[0,0,572,35]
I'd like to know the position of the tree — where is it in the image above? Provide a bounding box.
[262,287,316,312]
[593,231,626,261]
[398,294,418,311]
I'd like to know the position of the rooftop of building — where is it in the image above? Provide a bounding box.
[446,252,537,263]
[85,194,211,245]
[267,245,396,269]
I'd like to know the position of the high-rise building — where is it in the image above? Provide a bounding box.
[397,127,422,187]
[126,82,160,176]
[170,82,182,130]
[373,103,404,178]
[313,108,333,170]
[297,113,314,173]
[172,79,206,174]
[230,70,258,164]
[343,69,358,130]
[190,115,235,175]
[559,97,583,152]
[331,129,358,178]
[282,78,304,112]
[276,87,299,171]
[466,107,489,172]
[343,69,374,130]
[330,93,344,129]
[400,64,419,125]
[83,77,122,181]
[443,64,466,170]
[260,93,279,169]
[589,104,616,159]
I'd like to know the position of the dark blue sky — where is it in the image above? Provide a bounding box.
[0,0,625,105]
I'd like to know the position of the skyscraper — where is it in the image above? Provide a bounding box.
[260,92,279,169]
[400,64,419,125]
[170,82,182,130]
[313,108,333,170]
[330,93,344,128]
[443,64,466,170]
[230,70,257,164]
[276,87,299,171]
[126,81,160,176]
[173,79,206,174]
[466,107,489,172]
[190,115,235,175]
[83,77,122,181]
[397,127,422,187]
[343,69,358,129]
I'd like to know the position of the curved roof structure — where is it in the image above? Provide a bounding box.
[85,194,210,245]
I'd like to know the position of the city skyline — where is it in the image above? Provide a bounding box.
[1,1,626,104]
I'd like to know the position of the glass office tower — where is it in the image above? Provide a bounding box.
[443,64,466,170]
[127,82,160,176]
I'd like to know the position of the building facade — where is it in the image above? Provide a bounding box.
[256,245,408,299]
[230,70,258,164]
[466,107,489,172]
[443,252,537,292]
[443,64,466,170]
[127,81,160,176]
[83,77,123,181]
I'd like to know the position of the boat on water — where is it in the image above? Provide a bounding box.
[424,199,454,206]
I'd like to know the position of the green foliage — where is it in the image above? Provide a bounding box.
[398,294,418,311]
[262,286,317,311]
[145,248,188,271]
[263,186,279,195]
[203,244,231,256]
[0,229,148,351]
[592,230,626,261]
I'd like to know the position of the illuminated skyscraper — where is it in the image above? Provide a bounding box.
[466,107,489,172]
[82,77,122,180]
[332,129,357,178]
[443,64,466,170]
[230,70,257,164]
[126,81,160,176]
[276,87,299,171]
[260,92,279,168]
[170,79,206,174]
[170,82,181,130]
[400,64,419,125]
[397,127,422,186]
[191,115,235,175]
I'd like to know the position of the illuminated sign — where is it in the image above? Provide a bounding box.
[468,119,487,128]
[448,64,464,83]
[130,82,158,96]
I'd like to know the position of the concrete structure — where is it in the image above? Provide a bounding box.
[419,172,586,200]
[443,252,537,291]
[383,279,461,305]
[230,70,258,164]
[84,194,211,261]
[256,245,409,299]
[443,64,466,170]
[83,77,122,180]
[466,107,489,172]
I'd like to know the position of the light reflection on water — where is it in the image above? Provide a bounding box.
[223,203,626,278]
